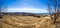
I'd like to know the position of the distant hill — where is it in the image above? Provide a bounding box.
[1,12,50,14]
[0,12,51,16]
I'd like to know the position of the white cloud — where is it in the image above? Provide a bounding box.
[4,7,48,13]
[8,0,43,8]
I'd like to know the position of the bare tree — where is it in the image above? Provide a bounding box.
[47,0,60,23]
[0,0,7,18]
[0,0,7,28]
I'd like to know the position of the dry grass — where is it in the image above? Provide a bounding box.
[0,14,56,28]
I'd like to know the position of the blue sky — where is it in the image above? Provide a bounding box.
[3,0,50,13]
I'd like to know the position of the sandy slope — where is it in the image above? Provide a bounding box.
[1,14,55,28]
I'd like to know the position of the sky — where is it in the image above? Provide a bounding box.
[2,0,50,13]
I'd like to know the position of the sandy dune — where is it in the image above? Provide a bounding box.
[0,14,56,28]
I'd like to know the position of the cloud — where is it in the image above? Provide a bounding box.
[5,0,48,13]
[7,0,45,8]
[4,7,48,13]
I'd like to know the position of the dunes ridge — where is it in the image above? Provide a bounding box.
[2,14,55,28]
